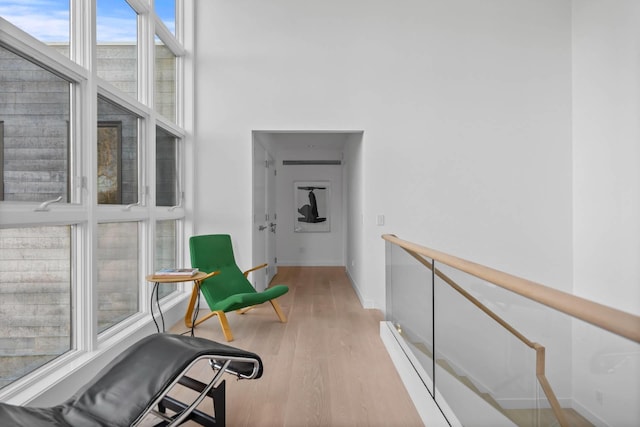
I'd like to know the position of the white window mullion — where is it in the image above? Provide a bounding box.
[82,0,99,352]
[181,0,196,258]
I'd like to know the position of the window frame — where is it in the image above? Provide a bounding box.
[0,0,193,400]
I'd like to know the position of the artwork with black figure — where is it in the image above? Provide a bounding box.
[297,186,326,223]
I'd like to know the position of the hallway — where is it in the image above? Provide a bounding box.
[164,266,424,426]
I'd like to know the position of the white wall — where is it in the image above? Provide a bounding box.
[344,132,367,304]
[571,1,640,424]
[572,0,640,316]
[195,0,573,310]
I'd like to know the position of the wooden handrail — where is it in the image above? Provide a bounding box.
[383,234,640,344]
[403,249,537,349]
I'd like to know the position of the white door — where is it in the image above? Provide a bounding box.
[252,143,268,291]
[265,153,277,285]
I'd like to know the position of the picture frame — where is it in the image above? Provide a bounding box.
[294,181,330,233]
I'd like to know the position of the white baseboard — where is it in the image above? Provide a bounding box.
[571,398,610,427]
[276,260,343,267]
[380,321,455,427]
[345,267,375,309]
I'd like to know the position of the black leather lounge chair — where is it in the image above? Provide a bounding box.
[0,333,263,426]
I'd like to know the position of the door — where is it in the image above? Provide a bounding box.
[252,142,268,291]
[265,153,277,284]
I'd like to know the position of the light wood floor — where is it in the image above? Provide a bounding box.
[156,266,425,427]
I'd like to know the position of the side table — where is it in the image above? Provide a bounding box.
[146,271,209,333]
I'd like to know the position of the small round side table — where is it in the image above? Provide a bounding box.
[146,271,209,332]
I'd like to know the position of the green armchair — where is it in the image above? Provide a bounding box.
[186,234,289,341]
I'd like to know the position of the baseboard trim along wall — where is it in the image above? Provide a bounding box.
[380,321,455,427]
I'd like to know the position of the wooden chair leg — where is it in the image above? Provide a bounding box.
[270,299,287,323]
[187,310,234,342]
[216,311,234,342]
[188,311,219,328]
[236,306,256,315]
[184,282,201,328]
[183,272,220,328]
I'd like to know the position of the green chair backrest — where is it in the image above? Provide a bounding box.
[189,234,257,309]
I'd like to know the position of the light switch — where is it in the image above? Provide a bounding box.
[376,214,385,226]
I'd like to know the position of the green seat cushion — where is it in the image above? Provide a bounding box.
[206,284,289,313]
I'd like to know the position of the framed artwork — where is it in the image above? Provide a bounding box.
[97,121,122,204]
[294,181,330,232]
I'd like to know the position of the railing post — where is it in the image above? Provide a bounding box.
[535,344,568,427]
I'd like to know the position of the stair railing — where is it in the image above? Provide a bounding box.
[383,234,640,426]
[383,234,640,343]
[400,244,568,426]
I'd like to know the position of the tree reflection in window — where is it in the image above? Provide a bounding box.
[97,96,139,205]
[97,122,122,204]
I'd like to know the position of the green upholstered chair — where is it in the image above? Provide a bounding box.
[186,234,288,341]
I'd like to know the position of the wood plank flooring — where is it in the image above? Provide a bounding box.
[157,266,425,427]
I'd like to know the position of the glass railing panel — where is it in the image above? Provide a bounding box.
[434,262,540,426]
[385,242,434,392]
[570,316,640,426]
[382,236,640,426]
[433,261,640,426]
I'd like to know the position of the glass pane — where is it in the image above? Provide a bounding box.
[0,1,70,57]
[0,226,72,390]
[154,219,177,298]
[154,35,176,122]
[96,0,138,98]
[97,96,139,205]
[386,242,434,391]
[155,0,176,34]
[97,222,139,333]
[434,263,563,426]
[155,126,177,206]
[571,318,640,426]
[0,45,72,203]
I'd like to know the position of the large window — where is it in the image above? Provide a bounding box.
[0,1,71,57]
[155,219,178,299]
[97,222,139,332]
[156,126,178,206]
[96,0,138,99]
[155,36,176,122]
[0,45,72,203]
[0,1,191,395]
[97,97,140,205]
[155,0,176,35]
[0,226,72,389]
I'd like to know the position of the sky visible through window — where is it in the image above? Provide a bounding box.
[0,0,175,42]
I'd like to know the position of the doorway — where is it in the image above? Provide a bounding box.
[252,131,363,285]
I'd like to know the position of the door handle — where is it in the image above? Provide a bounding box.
[269,222,277,233]
[258,225,267,231]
